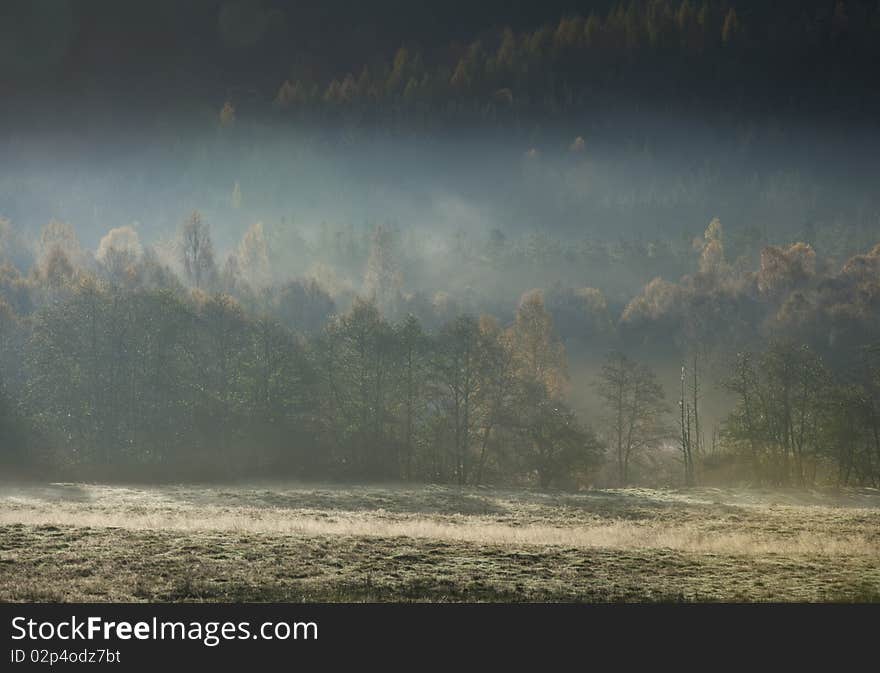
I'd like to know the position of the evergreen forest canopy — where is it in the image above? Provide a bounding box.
[1,1,880,488]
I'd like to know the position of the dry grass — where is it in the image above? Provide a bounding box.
[1,482,879,602]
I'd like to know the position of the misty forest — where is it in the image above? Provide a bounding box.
[2,1,880,602]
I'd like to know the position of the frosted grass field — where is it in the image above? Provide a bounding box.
[1,483,879,602]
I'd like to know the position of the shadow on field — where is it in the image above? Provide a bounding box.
[544,490,745,520]
[160,485,512,516]
[155,483,715,520]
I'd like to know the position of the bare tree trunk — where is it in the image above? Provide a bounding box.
[474,425,491,486]
[691,353,701,483]
[404,343,414,481]
[680,365,693,486]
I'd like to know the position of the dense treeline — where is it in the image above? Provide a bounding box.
[0,215,601,485]
[722,341,880,486]
[621,220,880,486]
[9,5,880,290]
[1,212,880,488]
[8,1,880,121]
[268,0,880,127]
[3,3,880,490]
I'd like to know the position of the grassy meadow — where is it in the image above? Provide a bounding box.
[1,483,879,602]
